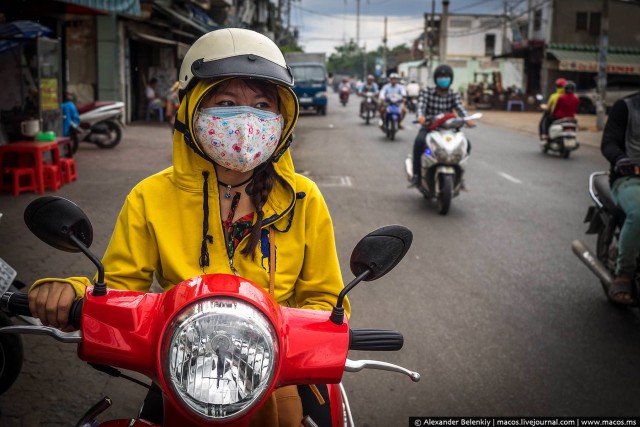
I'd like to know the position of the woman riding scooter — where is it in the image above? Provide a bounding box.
[27,28,350,426]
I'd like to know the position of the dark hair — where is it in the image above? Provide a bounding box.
[149,77,158,85]
[241,162,288,258]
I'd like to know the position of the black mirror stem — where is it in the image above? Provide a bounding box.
[69,234,107,296]
[330,269,371,325]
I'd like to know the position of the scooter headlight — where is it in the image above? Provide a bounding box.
[161,298,279,422]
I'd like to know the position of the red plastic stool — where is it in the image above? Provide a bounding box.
[59,158,77,183]
[42,164,62,192]
[1,167,38,196]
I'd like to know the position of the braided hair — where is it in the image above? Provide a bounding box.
[241,162,288,258]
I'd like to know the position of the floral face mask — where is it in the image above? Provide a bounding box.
[193,106,284,173]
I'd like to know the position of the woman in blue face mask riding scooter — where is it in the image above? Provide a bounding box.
[409,64,475,187]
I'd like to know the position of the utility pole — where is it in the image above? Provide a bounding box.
[287,0,291,31]
[502,0,509,55]
[596,0,609,130]
[275,0,282,41]
[383,16,388,77]
[424,0,436,85]
[356,0,360,47]
[439,0,449,64]
[363,42,367,80]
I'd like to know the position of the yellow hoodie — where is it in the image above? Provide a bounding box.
[33,79,350,315]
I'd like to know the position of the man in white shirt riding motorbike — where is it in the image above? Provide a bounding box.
[379,73,407,129]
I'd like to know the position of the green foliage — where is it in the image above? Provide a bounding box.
[327,39,411,79]
[280,44,304,54]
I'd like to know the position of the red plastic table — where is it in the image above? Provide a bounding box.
[0,138,70,194]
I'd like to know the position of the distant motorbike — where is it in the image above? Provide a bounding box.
[405,113,481,215]
[69,101,126,153]
[339,86,350,106]
[381,93,404,141]
[572,170,640,305]
[406,96,418,114]
[360,91,377,125]
[542,117,579,158]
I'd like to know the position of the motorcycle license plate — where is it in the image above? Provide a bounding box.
[565,138,577,148]
[299,97,313,104]
[0,257,17,296]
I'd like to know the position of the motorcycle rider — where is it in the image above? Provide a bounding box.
[541,80,579,139]
[600,91,640,304]
[27,28,349,425]
[410,64,473,187]
[539,78,566,140]
[357,74,379,117]
[379,72,407,129]
[338,76,351,103]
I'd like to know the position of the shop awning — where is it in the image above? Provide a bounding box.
[130,31,177,47]
[547,44,640,75]
[57,0,141,16]
[154,3,217,35]
[130,31,190,58]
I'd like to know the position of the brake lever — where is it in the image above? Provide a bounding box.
[344,358,420,382]
[0,325,82,343]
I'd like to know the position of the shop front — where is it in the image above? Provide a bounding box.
[0,22,63,143]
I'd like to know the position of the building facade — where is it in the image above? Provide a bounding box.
[0,0,287,130]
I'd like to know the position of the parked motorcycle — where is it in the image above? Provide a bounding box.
[359,91,377,125]
[572,171,639,305]
[0,213,27,396]
[381,93,404,141]
[0,196,420,426]
[541,117,579,158]
[69,101,126,153]
[339,86,350,106]
[405,112,481,215]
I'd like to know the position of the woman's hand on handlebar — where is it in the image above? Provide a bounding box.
[28,282,76,330]
[416,116,426,125]
[465,120,476,128]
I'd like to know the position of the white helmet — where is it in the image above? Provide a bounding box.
[178,28,294,96]
[389,73,400,79]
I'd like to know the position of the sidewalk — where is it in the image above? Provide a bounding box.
[476,110,603,148]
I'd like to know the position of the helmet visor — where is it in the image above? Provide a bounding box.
[191,55,294,88]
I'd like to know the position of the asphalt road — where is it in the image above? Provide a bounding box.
[1,93,639,426]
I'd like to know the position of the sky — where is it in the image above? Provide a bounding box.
[288,0,522,56]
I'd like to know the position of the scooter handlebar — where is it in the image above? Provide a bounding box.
[349,328,404,351]
[0,292,83,329]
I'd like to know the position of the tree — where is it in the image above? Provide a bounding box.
[327,40,411,79]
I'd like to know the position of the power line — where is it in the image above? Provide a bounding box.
[299,26,424,42]
[291,3,419,21]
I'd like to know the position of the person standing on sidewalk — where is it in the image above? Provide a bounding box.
[601,91,640,304]
[27,28,349,425]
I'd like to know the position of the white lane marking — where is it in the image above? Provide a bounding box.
[498,172,522,184]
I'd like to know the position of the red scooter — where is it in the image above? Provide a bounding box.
[0,196,419,426]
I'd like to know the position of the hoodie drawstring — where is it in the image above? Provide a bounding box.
[199,171,214,269]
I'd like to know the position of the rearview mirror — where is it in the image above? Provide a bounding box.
[350,225,413,281]
[331,225,413,325]
[24,196,93,253]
